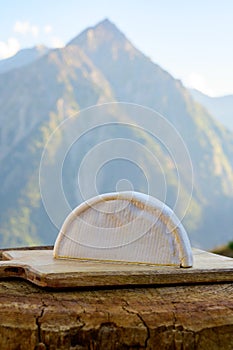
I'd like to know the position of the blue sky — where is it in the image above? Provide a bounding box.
[1,0,233,96]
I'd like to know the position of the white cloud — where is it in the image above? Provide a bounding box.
[183,72,214,96]
[44,25,53,34]
[50,36,64,48]
[14,21,30,34]
[31,25,39,37]
[13,21,39,37]
[0,37,20,59]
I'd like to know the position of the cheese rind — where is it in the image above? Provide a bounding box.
[53,191,193,267]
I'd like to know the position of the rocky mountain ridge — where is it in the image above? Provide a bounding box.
[0,19,233,249]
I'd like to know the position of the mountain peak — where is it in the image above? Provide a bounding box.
[1,18,233,251]
[68,18,126,48]
[95,18,119,32]
[96,18,114,27]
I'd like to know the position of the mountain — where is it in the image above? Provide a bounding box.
[0,19,233,250]
[212,241,233,258]
[0,45,49,74]
[190,88,233,131]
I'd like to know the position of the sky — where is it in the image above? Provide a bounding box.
[1,0,233,97]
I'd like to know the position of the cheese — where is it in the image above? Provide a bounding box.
[53,191,193,267]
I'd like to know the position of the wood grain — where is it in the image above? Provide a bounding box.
[0,279,233,349]
[0,248,232,288]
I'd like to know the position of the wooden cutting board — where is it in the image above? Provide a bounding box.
[0,248,233,288]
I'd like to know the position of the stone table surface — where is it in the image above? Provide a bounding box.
[0,278,233,350]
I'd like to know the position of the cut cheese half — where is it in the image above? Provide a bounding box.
[53,191,193,267]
